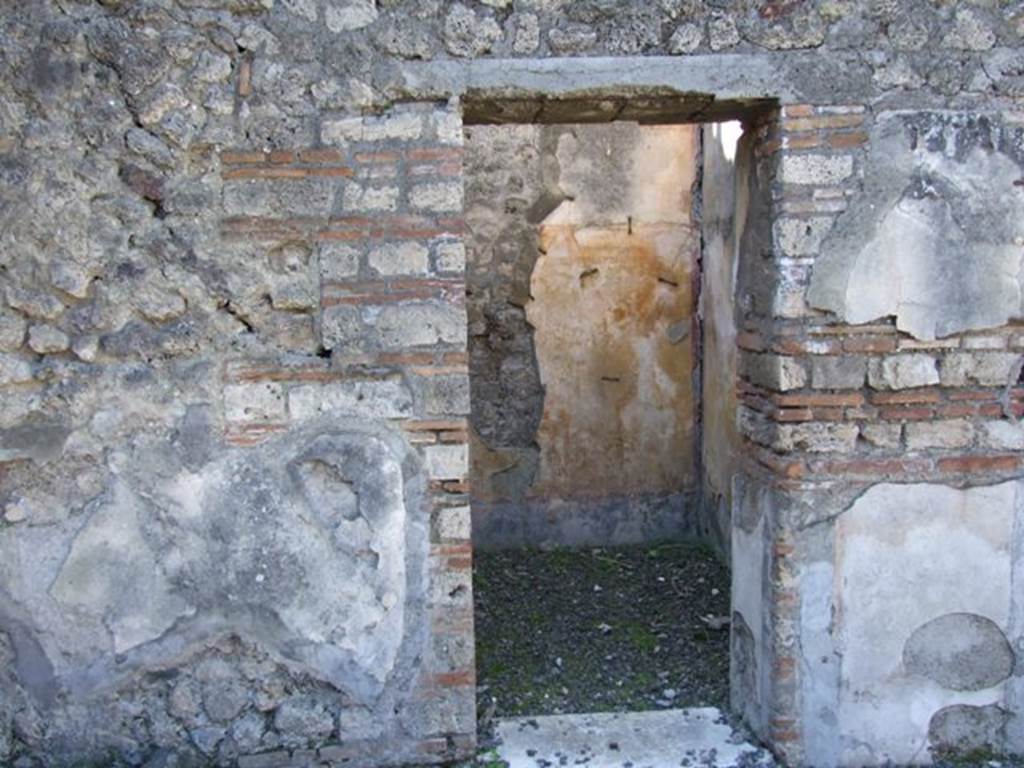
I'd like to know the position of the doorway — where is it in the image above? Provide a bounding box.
[463,112,753,733]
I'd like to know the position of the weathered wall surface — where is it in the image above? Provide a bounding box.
[3,0,1024,766]
[734,105,1024,766]
[700,121,747,553]
[466,123,700,548]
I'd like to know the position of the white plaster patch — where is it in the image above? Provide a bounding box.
[809,114,1024,340]
[833,481,1021,766]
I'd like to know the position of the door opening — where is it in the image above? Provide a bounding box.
[463,112,752,738]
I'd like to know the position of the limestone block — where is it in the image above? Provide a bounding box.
[373,303,466,350]
[811,355,866,389]
[859,423,902,449]
[780,154,854,186]
[343,183,399,213]
[775,216,835,257]
[435,505,471,540]
[322,113,423,145]
[940,352,1021,387]
[979,420,1024,450]
[223,178,336,217]
[318,242,361,282]
[224,382,286,423]
[409,182,463,213]
[288,376,413,420]
[905,419,974,450]
[368,242,429,276]
[774,422,859,453]
[434,240,466,273]
[424,443,468,480]
[867,354,939,390]
[744,353,807,391]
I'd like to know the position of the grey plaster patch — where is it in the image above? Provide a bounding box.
[809,112,1024,340]
[494,708,771,768]
[929,703,1010,755]
[904,613,1015,692]
[3,420,427,708]
[0,417,70,463]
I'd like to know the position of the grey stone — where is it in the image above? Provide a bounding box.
[905,420,974,450]
[941,352,1021,387]
[743,353,807,391]
[229,712,267,754]
[443,4,503,58]
[272,697,335,747]
[511,13,541,55]
[548,25,598,55]
[708,13,740,51]
[0,313,26,352]
[774,422,859,453]
[325,0,378,33]
[811,356,866,390]
[668,23,703,54]
[929,704,1009,755]
[868,355,939,390]
[903,613,1015,691]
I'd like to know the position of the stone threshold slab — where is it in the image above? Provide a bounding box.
[494,707,773,768]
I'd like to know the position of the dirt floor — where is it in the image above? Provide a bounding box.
[473,541,732,722]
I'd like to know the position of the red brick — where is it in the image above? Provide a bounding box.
[431,669,475,687]
[267,150,295,164]
[815,457,928,477]
[753,447,806,479]
[947,388,1001,402]
[403,419,468,432]
[978,403,1005,417]
[935,403,975,418]
[237,59,252,97]
[783,114,864,132]
[221,150,266,165]
[937,455,1021,474]
[406,147,464,162]
[773,392,865,407]
[844,336,897,353]
[870,389,941,405]
[354,150,400,164]
[811,407,845,421]
[828,130,869,148]
[772,337,842,355]
[439,430,469,443]
[878,406,934,421]
[299,148,345,163]
[737,331,766,351]
[774,408,813,422]
[781,104,814,118]
[782,134,821,149]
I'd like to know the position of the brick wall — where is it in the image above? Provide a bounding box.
[217,103,475,766]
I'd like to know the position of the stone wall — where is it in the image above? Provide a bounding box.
[2,1,1024,766]
[466,122,701,549]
